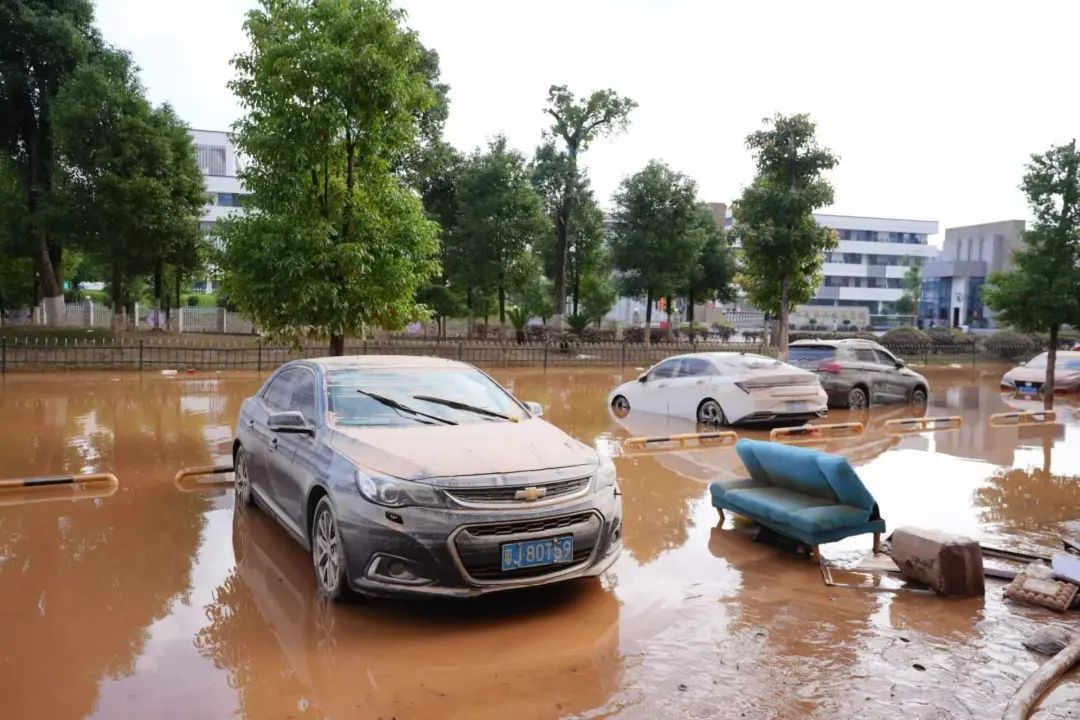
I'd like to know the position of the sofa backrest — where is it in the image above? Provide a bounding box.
[734,439,877,512]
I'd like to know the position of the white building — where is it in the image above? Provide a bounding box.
[189,129,248,292]
[808,214,939,315]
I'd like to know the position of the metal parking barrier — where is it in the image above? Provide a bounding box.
[0,472,119,490]
[622,431,738,454]
[174,464,234,492]
[989,410,1057,427]
[884,416,963,435]
[770,422,864,444]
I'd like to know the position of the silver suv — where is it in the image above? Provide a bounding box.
[788,339,929,409]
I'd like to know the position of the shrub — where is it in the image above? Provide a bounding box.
[711,320,736,342]
[185,295,200,307]
[623,326,666,344]
[927,326,974,345]
[980,328,1036,360]
[882,326,929,346]
[566,312,590,337]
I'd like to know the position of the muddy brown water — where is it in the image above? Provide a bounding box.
[1,365,1079,719]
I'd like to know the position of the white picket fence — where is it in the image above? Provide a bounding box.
[0,300,256,335]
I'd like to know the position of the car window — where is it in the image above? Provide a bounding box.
[287,370,318,423]
[873,349,897,366]
[262,369,296,409]
[650,359,681,379]
[853,349,879,364]
[789,346,837,365]
[678,357,714,377]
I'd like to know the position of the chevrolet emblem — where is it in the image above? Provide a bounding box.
[514,486,547,501]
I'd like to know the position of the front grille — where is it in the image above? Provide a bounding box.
[466,548,594,580]
[463,512,596,537]
[446,476,591,505]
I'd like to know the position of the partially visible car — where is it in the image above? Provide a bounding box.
[1001,351,1080,396]
[233,355,622,601]
[788,339,929,409]
[606,352,827,426]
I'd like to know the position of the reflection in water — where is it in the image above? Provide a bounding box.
[196,508,621,719]
[1,365,1078,718]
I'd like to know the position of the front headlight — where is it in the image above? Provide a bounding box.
[355,469,445,508]
[593,456,617,491]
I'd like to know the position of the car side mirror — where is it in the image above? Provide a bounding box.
[523,401,543,417]
[268,410,314,435]
[1019,361,1027,366]
[638,374,648,383]
[895,359,906,368]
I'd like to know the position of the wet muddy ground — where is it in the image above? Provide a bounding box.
[1,364,1079,719]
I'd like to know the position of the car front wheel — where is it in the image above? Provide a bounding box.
[312,497,351,601]
[910,387,928,406]
[697,399,726,426]
[234,445,255,507]
[611,395,631,418]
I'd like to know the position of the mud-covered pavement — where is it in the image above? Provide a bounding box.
[1,365,1079,719]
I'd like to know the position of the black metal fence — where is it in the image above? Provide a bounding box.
[0,336,1041,373]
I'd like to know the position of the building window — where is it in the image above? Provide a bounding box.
[844,253,862,264]
[886,278,903,289]
[218,193,237,207]
[196,144,227,176]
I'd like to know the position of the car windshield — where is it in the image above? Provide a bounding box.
[788,346,837,364]
[1025,354,1080,370]
[326,368,525,427]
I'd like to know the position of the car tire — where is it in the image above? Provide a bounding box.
[847,386,869,410]
[611,395,631,418]
[910,386,928,406]
[234,445,255,508]
[697,398,727,426]
[312,497,353,602]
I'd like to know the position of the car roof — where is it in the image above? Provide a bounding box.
[303,355,473,371]
[789,338,883,348]
[656,352,780,364]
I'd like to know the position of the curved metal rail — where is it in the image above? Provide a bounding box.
[622,431,738,453]
[989,410,1057,427]
[770,422,864,444]
[174,464,234,492]
[884,415,963,435]
[0,472,118,490]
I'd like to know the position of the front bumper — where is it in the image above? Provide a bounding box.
[334,488,623,598]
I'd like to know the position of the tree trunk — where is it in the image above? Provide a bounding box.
[778,274,790,358]
[330,333,345,357]
[153,258,163,330]
[687,292,696,341]
[27,111,64,326]
[571,271,580,317]
[665,294,675,341]
[110,260,124,333]
[175,270,182,330]
[644,290,653,346]
[552,204,570,327]
[498,285,506,325]
[1045,324,1059,410]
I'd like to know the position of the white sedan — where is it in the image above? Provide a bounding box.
[607,352,828,426]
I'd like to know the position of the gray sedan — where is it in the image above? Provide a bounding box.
[232,356,623,600]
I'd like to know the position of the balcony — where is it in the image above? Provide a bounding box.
[922,260,987,279]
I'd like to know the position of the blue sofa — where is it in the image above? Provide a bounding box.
[710,439,885,551]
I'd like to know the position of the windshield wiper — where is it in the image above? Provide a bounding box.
[356,389,456,425]
[412,394,512,421]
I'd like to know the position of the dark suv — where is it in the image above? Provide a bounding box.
[788,339,929,409]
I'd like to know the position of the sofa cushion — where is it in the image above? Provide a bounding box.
[725,486,836,526]
[815,453,877,512]
[786,504,872,536]
[710,477,767,502]
[735,440,838,502]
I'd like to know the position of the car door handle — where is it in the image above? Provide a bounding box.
[247,419,255,429]
[269,437,278,450]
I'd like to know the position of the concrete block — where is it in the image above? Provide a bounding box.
[890,526,985,597]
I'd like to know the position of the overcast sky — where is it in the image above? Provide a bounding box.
[95,0,1080,247]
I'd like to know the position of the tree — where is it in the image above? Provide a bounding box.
[683,204,736,334]
[452,136,549,325]
[542,85,636,326]
[893,294,915,316]
[1,0,98,323]
[51,48,203,331]
[579,266,617,328]
[983,140,1080,410]
[222,0,441,354]
[609,161,707,344]
[732,113,838,356]
[903,262,922,316]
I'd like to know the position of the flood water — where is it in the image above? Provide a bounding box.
[2,365,1079,719]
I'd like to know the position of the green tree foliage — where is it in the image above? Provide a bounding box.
[222,0,441,353]
[609,161,706,344]
[542,86,636,323]
[579,266,617,328]
[984,140,1080,409]
[732,113,838,356]
[51,48,204,331]
[683,204,736,332]
[452,136,549,324]
[892,294,915,316]
[902,261,922,315]
[0,0,98,321]
[507,250,552,323]
[0,160,33,316]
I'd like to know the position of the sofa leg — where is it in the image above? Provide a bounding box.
[810,545,820,561]
[716,507,725,525]
[872,533,881,555]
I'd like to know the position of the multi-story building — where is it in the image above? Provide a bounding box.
[920,219,1025,328]
[189,129,248,292]
[807,214,940,315]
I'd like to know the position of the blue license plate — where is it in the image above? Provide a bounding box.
[1018,384,1038,395]
[500,536,574,571]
